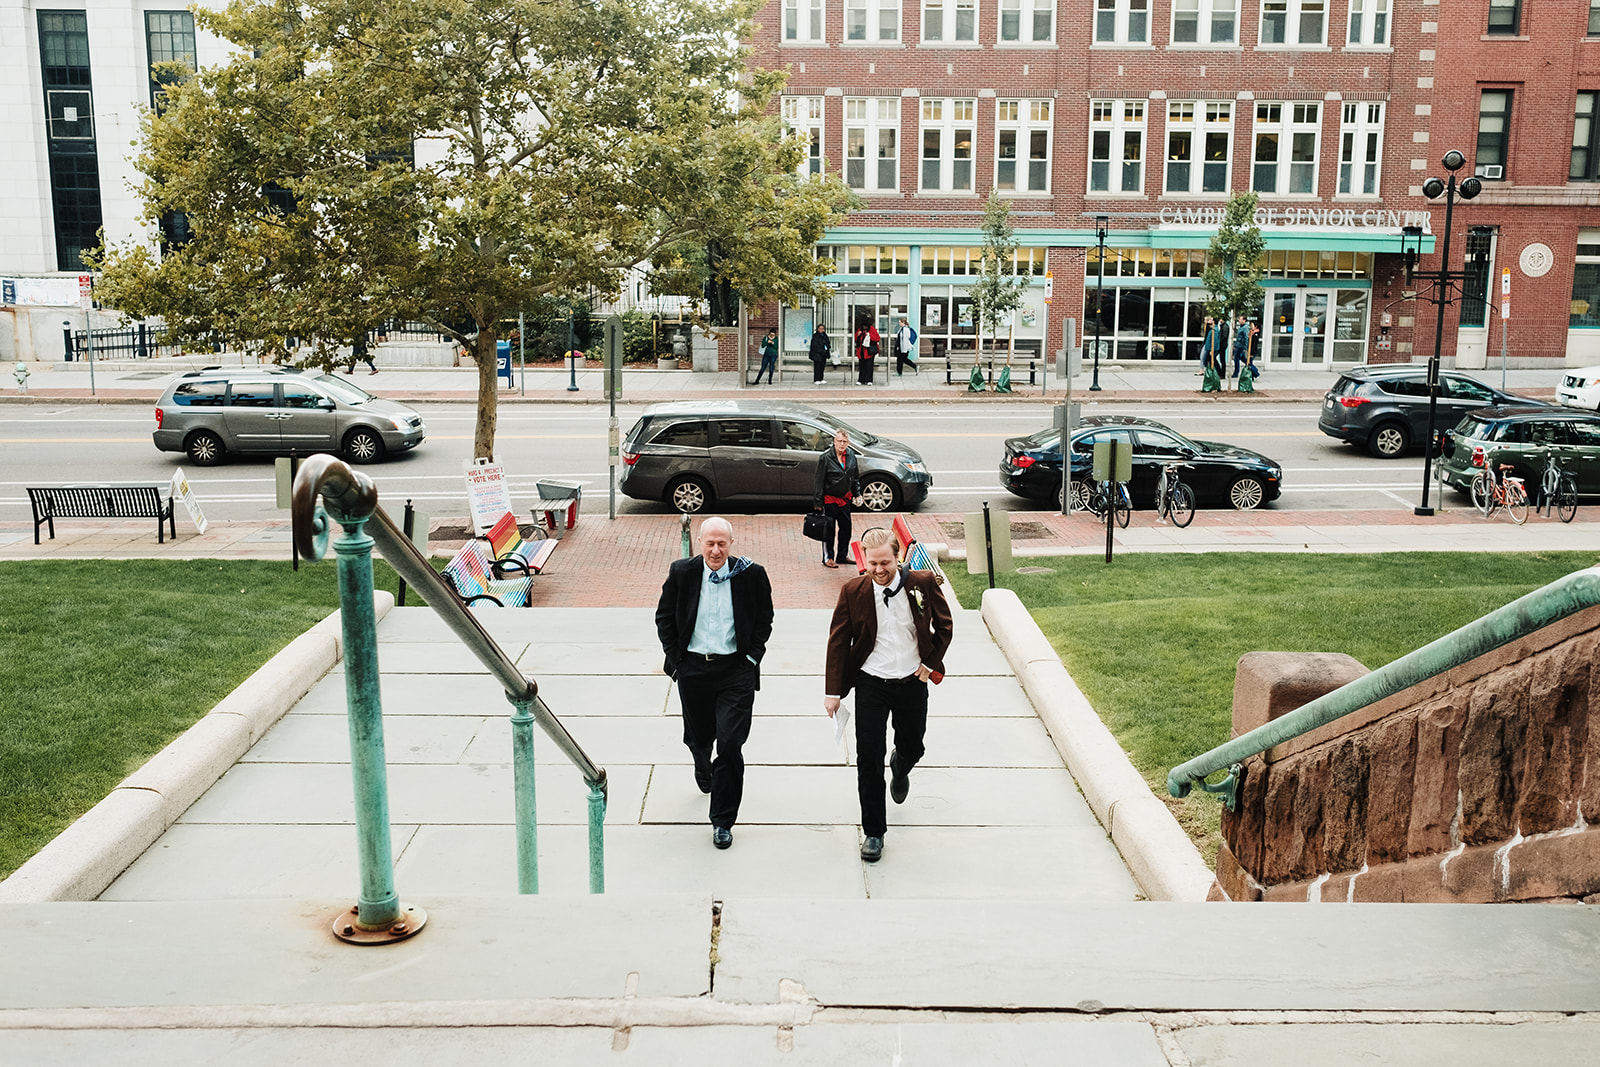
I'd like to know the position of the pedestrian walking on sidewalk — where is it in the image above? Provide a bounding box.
[894,320,918,375]
[814,430,860,570]
[348,334,378,375]
[809,324,832,383]
[1231,312,1251,380]
[756,328,779,384]
[656,517,774,851]
[1200,315,1224,392]
[824,528,954,864]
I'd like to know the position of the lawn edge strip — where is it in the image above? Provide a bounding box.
[980,587,1214,902]
[0,592,393,902]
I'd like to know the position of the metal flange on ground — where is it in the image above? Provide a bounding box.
[333,901,429,945]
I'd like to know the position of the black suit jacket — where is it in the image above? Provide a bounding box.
[656,556,775,689]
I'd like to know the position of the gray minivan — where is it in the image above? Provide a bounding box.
[619,400,931,513]
[153,366,426,465]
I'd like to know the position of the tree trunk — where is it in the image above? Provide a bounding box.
[472,327,500,460]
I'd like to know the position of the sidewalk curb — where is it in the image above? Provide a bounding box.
[980,588,1213,902]
[0,594,392,903]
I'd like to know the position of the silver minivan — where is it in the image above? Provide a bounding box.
[153,367,426,465]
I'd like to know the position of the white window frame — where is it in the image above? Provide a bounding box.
[783,96,826,178]
[997,99,1053,192]
[1259,0,1326,46]
[998,0,1055,42]
[1345,0,1388,46]
[1089,99,1147,193]
[783,0,826,42]
[1170,0,1237,44]
[1095,0,1150,44]
[919,98,977,191]
[1164,101,1233,193]
[845,0,901,41]
[846,97,901,192]
[922,0,976,42]
[1252,102,1321,195]
[1338,101,1383,196]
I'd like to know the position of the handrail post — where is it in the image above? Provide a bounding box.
[508,694,539,894]
[587,777,607,893]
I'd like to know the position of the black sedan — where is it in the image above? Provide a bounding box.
[999,415,1284,510]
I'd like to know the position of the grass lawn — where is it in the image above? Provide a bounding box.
[0,558,406,881]
[945,551,1599,865]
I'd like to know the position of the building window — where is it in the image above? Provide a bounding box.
[782,96,825,177]
[1590,0,1600,35]
[39,10,103,272]
[1095,0,1149,43]
[1172,0,1237,43]
[1574,93,1600,181]
[1252,102,1320,195]
[145,11,196,108]
[1486,0,1519,35]
[1165,101,1231,192]
[846,0,900,40]
[1090,99,1146,192]
[1260,0,1325,44]
[1346,0,1388,44]
[1000,0,1054,41]
[1475,89,1512,180]
[920,99,976,191]
[923,0,976,40]
[784,0,826,41]
[1338,101,1383,195]
[846,97,899,191]
[1573,238,1600,328]
[1459,228,1494,328]
[997,99,1052,191]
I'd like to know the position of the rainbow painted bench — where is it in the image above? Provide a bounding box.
[440,513,557,608]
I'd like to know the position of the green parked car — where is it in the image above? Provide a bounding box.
[1438,406,1600,499]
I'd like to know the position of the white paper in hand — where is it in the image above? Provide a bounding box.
[832,702,852,746]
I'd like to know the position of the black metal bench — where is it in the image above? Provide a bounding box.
[27,484,177,544]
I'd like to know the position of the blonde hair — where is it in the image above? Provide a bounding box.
[859,527,896,552]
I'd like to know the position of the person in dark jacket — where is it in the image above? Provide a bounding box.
[809,325,831,384]
[756,327,779,384]
[655,517,774,849]
[813,429,860,569]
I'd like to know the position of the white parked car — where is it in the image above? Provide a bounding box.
[1557,366,1600,411]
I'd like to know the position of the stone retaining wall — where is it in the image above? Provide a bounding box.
[1214,606,1600,904]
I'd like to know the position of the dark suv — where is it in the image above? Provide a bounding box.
[1438,406,1600,497]
[619,400,930,513]
[1318,365,1545,458]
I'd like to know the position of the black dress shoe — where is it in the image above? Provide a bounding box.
[713,827,733,849]
[860,835,883,862]
[694,763,712,794]
[889,749,909,805]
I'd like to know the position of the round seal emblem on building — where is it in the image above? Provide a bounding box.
[1520,243,1555,278]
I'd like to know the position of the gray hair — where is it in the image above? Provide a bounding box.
[698,516,733,540]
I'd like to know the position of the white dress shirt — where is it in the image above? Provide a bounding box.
[861,572,921,681]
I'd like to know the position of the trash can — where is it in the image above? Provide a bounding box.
[496,340,513,386]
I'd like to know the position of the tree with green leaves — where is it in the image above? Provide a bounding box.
[969,192,1031,365]
[91,0,854,459]
[1201,191,1267,324]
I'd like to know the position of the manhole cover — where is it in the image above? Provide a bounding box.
[1017,566,1055,575]
[938,520,1055,541]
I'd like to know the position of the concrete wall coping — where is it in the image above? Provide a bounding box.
[0,593,393,903]
[980,588,1214,902]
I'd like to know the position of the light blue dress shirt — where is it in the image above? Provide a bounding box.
[687,560,737,655]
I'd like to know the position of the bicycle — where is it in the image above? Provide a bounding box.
[1536,450,1578,523]
[1073,478,1131,528]
[1468,448,1529,524]
[1155,463,1195,528]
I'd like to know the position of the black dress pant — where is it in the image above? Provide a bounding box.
[857,356,875,384]
[853,672,928,838]
[812,358,827,383]
[675,655,756,829]
[824,501,852,564]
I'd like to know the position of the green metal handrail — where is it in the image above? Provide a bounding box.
[1168,566,1600,810]
[292,456,608,910]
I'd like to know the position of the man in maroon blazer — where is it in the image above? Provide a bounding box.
[823,527,955,863]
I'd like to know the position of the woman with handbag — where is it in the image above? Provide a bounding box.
[813,429,860,569]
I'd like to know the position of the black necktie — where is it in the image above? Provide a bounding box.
[882,583,901,605]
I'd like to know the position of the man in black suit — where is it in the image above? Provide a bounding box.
[656,517,774,849]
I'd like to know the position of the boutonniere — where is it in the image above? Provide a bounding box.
[910,588,925,611]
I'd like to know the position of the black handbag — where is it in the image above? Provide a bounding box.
[802,511,832,542]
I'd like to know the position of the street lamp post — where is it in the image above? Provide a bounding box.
[566,302,579,393]
[1090,215,1108,392]
[1400,150,1482,516]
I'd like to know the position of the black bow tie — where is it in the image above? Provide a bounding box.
[882,583,901,604]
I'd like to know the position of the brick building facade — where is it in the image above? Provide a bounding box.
[747,0,1598,379]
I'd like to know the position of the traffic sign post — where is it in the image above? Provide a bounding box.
[1500,268,1511,392]
[1091,438,1131,564]
[605,315,624,519]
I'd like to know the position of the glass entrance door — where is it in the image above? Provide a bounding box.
[1266,289,1334,365]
